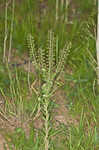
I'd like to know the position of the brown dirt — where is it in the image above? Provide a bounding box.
[53,89,79,126]
[0,134,10,150]
[0,114,31,149]
[0,118,13,150]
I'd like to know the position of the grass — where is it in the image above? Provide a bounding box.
[0,0,98,150]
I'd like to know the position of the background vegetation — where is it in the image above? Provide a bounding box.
[0,0,98,150]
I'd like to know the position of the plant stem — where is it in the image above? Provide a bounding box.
[44,98,49,150]
[8,0,15,62]
[96,0,99,85]
[56,0,58,21]
[3,1,9,63]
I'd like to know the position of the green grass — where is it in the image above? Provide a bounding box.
[0,0,98,150]
[4,127,44,150]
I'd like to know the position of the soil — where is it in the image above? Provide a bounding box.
[53,89,78,126]
[0,134,9,150]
